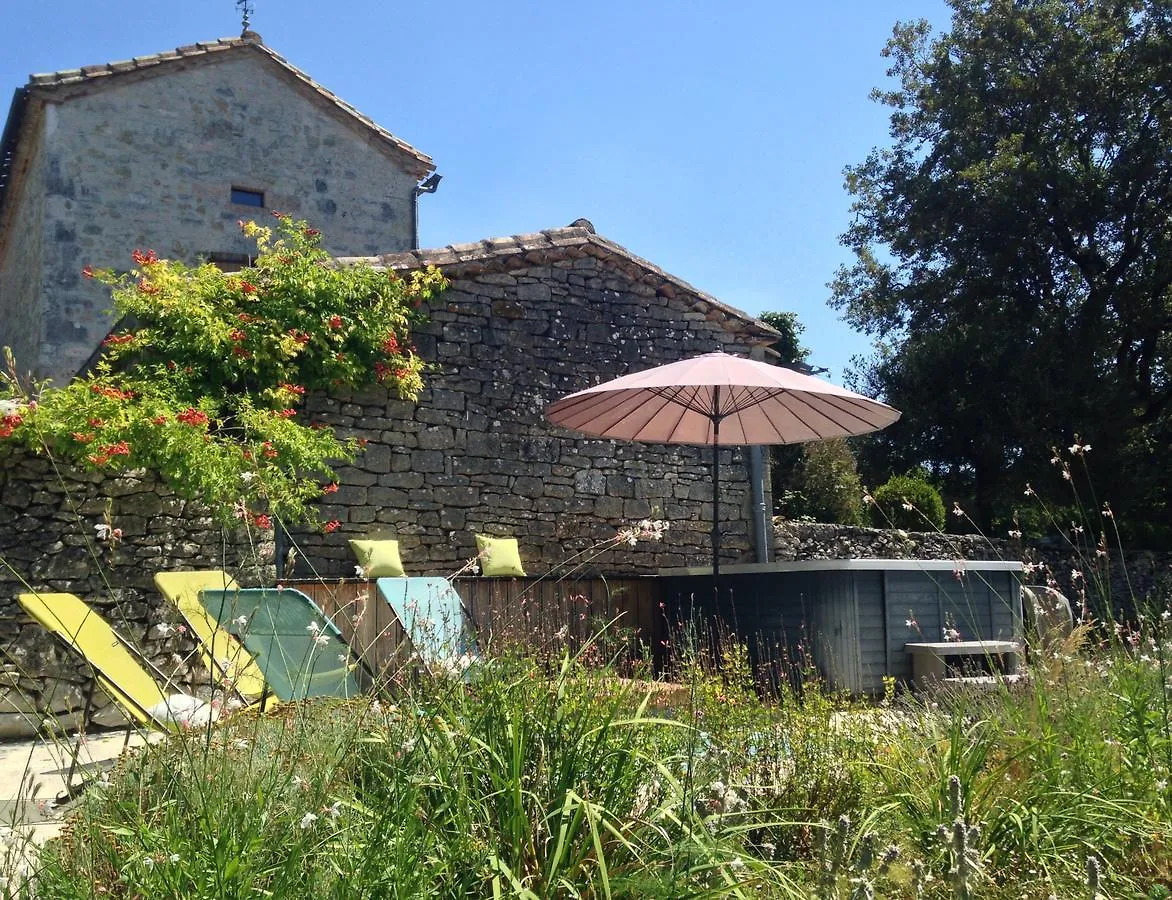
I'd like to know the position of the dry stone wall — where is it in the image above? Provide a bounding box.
[291,248,765,577]
[0,447,269,738]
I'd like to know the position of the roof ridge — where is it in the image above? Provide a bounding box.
[335,225,781,343]
[20,36,433,175]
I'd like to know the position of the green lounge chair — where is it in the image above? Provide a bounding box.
[153,570,268,700]
[197,587,361,700]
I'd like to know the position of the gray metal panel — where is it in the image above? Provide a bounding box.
[854,572,887,694]
[810,571,862,693]
[884,571,940,679]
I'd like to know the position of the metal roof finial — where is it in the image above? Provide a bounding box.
[236,0,254,37]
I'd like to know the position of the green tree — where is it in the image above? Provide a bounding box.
[833,0,1172,540]
[0,217,446,526]
[756,310,809,367]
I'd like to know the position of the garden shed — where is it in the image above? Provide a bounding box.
[659,559,1024,694]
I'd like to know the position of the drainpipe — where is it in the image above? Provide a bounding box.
[749,446,770,563]
[748,346,771,563]
[412,173,442,249]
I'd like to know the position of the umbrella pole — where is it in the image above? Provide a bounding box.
[712,414,720,581]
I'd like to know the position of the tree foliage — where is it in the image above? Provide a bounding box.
[774,438,866,525]
[0,217,446,526]
[833,0,1172,540]
[756,310,809,366]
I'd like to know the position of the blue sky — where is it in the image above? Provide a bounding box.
[0,1,952,382]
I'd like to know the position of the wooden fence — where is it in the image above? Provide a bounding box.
[290,576,666,682]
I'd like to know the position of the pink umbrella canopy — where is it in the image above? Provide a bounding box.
[545,351,901,446]
[545,351,901,576]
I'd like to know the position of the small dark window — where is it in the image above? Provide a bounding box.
[207,252,253,273]
[231,187,265,207]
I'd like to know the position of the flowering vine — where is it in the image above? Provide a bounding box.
[0,216,446,526]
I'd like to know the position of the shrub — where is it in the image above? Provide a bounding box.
[869,470,945,530]
[776,439,865,525]
[0,217,446,526]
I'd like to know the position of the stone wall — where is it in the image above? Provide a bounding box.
[291,240,770,577]
[0,447,269,738]
[2,47,425,386]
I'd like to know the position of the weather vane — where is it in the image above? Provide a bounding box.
[236,0,254,35]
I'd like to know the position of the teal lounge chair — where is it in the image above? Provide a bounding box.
[198,587,360,700]
[376,577,478,668]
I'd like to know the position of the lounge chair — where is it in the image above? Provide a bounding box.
[17,591,214,730]
[197,586,361,700]
[153,570,267,700]
[376,577,478,673]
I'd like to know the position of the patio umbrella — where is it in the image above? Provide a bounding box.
[544,351,900,576]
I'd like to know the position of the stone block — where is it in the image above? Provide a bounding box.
[516,282,552,302]
[435,486,479,508]
[411,450,447,473]
[511,476,545,498]
[360,442,393,473]
[574,470,606,495]
[418,427,455,450]
[623,499,653,519]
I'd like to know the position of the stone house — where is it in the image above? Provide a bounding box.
[0,32,434,386]
[0,36,789,733]
[0,32,786,578]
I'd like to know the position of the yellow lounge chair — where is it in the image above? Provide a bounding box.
[18,591,182,728]
[153,570,268,700]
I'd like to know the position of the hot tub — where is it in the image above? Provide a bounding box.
[657,559,1024,695]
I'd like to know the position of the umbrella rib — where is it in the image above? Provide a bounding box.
[770,392,880,441]
[807,394,895,430]
[658,386,700,442]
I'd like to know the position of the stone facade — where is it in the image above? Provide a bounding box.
[291,225,782,577]
[0,120,45,377]
[0,35,433,386]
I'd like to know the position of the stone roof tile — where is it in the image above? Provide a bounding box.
[336,225,781,345]
[16,35,432,176]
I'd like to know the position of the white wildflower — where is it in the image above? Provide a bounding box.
[233,615,248,628]
[155,623,174,637]
[325,801,342,820]
[299,812,318,829]
[168,853,181,863]
[94,523,112,540]
[240,471,256,483]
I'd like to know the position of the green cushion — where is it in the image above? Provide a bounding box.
[475,534,525,577]
[349,538,405,578]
